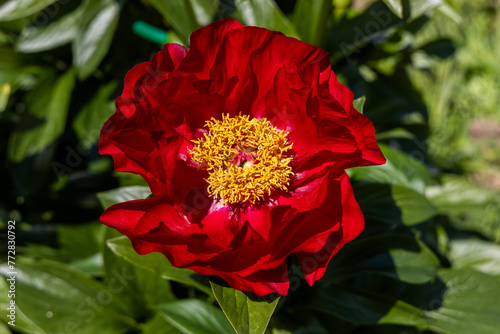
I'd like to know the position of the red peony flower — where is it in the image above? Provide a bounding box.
[99,19,385,296]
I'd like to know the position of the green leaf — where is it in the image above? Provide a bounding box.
[447,239,500,276]
[426,175,494,214]
[437,3,462,24]
[106,236,212,295]
[354,182,436,226]
[418,38,455,59]
[0,0,58,21]
[58,223,102,261]
[0,259,136,334]
[292,0,332,45]
[235,0,299,38]
[327,2,401,62]
[8,69,75,163]
[331,234,440,284]
[73,0,120,79]
[405,0,443,19]
[0,83,10,112]
[143,312,183,334]
[375,127,416,140]
[102,227,175,320]
[72,80,118,146]
[159,299,235,334]
[147,0,199,42]
[210,280,279,334]
[16,7,83,53]
[309,286,430,328]
[353,95,366,114]
[351,144,433,193]
[147,0,218,41]
[190,0,219,26]
[0,321,11,334]
[390,238,440,283]
[426,268,500,334]
[97,186,152,210]
[392,185,437,225]
[382,0,403,18]
[382,0,444,20]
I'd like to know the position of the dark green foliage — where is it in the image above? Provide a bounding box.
[0,0,499,333]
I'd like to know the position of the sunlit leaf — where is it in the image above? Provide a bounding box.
[8,69,75,162]
[97,186,151,210]
[159,299,235,334]
[235,0,299,38]
[106,236,212,295]
[0,0,58,21]
[16,6,83,53]
[426,268,500,334]
[382,0,403,18]
[210,280,279,334]
[0,259,135,334]
[73,0,120,79]
[292,0,332,45]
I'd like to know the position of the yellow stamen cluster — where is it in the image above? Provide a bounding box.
[189,114,294,205]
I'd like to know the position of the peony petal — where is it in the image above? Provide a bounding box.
[191,261,290,297]
[99,19,385,296]
[296,172,364,286]
[319,70,386,167]
[99,44,192,194]
[177,19,243,77]
[100,194,170,238]
[249,33,330,104]
[276,172,331,213]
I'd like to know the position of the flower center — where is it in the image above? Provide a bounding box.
[189,114,294,205]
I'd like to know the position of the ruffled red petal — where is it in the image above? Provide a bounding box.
[295,172,364,286]
[99,19,385,296]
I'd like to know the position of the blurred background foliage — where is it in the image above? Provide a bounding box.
[0,0,499,333]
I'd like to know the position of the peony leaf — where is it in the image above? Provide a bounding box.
[353,95,366,114]
[190,0,219,26]
[354,183,437,226]
[406,0,443,19]
[147,0,198,42]
[210,279,280,334]
[7,69,75,163]
[426,174,494,214]
[0,322,11,334]
[159,299,235,334]
[381,0,403,18]
[97,186,152,210]
[0,258,135,334]
[147,0,219,42]
[0,83,10,112]
[235,0,299,39]
[7,69,75,196]
[309,285,431,328]
[73,0,120,80]
[102,227,177,317]
[447,239,500,276]
[426,268,500,334]
[382,0,444,19]
[292,0,332,46]
[326,2,402,62]
[106,236,212,295]
[0,0,58,21]
[391,185,437,225]
[16,6,83,53]
[351,143,433,193]
[327,234,440,284]
[143,312,183,334]
[72,81,118,146]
